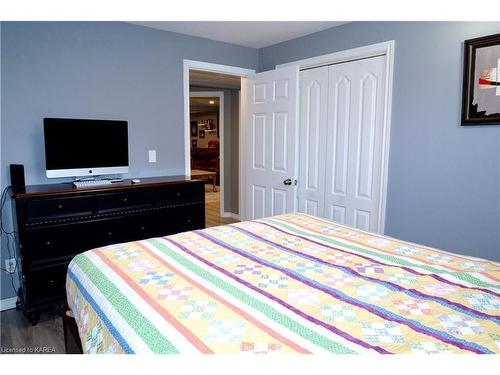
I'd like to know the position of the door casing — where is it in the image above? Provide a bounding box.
[183,60,255,220]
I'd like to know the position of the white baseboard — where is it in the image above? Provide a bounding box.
[221,212,240,221]
[0,296,17,312]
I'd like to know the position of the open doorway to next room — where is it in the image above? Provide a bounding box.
[189,70,241,227]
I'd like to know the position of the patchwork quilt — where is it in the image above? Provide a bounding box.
[66,213,500,354]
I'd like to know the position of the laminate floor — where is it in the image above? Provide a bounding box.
[204,185,239,227]
[0,307,64,354]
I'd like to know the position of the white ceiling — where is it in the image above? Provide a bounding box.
[190,70,241,90]
[129,21,347,48]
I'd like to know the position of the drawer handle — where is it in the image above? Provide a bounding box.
[123,198,128,203]
[107,231,113,236]
[58,204,64,209]
[176,192,181,197]
[46,241,52,246]
[140,226,146,231]
[186,218,192,223]
[48,279,55,285]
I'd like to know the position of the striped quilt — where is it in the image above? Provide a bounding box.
[66,213,500,354]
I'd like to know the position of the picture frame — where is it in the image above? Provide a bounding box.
[199,129,205,138]
[190,121,198,137]
[461,33,500,125]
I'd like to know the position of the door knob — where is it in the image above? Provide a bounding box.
[283,179,292,186]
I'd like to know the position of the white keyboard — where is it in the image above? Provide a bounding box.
[73,180,112,188]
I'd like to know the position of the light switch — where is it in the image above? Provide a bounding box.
[148,150,156,163]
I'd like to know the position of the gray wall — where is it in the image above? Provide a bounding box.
[260,21,500,261]
[0,21,258,299]
[2,21,500,301]
[222,90,240,215]
[190,86,240,215]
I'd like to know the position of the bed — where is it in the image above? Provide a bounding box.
[66,213,500,354]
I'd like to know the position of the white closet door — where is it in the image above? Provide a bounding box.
[324,55,386,232]
[298,66,329,217]
[244,65,299,220]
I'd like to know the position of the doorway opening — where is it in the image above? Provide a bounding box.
[187,68,248,227]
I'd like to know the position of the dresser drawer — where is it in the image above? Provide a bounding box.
[94,221,121,246]
[96,216,163,244]
[94,219,137,246]
[25,263,68,304]
[176,205,205,232]
[96,190,155,213]
[25,195,94,220]
[157,182,203,205]
[126,217,161,240]
[24,223,99,264]
[156,205,204,235]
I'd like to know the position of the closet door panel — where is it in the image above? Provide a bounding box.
[330,76,350,197]
[298,66,329,217]
[325,68,352,225]
[355,72,377,201]
[325,56,386,232]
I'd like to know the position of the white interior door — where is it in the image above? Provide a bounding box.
[244,65,299,220]
[298,66,329,217]
[324,55,386,232]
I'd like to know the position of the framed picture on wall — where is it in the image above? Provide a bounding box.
[191,121,198,137]
[199,129,205,138]
[461,33,500,125]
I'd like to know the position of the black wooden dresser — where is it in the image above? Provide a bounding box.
[10,176,205,324]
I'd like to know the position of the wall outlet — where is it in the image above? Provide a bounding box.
[148,150,157,163]
[5,258,16,273]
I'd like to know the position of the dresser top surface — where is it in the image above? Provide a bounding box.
[12,176,200,199]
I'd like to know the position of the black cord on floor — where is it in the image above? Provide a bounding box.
[0,185,20,296]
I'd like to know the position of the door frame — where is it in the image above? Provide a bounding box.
[277,40,395,234]
[183,60,255,220]
[189,91,225,217]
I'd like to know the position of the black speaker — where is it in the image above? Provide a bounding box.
[10,164,26,194]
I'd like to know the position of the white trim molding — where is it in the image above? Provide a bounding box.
[221,212,240,221]
[0,296,17,312]
[278,40,395,234]
[239,80,247,221]
[277,40,394,71]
